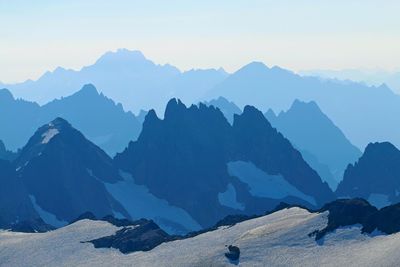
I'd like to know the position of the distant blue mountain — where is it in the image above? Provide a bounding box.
[207,62,400,149]
[0,84,141,155]
[300,69,400,94]
[336,142,400,208]
[3,49,228,113]
[265,100,361,189]
[115,99,334,228]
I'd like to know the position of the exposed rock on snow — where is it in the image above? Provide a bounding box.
[3,207,400,266]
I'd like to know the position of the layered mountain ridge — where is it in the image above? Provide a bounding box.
[265,100,361,189]
[115,99,334,228]
[0,84,141,155]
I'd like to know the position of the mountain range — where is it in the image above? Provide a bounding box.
[0,99,337,233]
[206,97,360,189]
[1,49,228,114]
[3,49,400,150]
[2,48,400,266]
[300,68,400,94]
[115,99,334,228]
[265,100,361,189]
[206,61,400,150]
[0,84,141,155]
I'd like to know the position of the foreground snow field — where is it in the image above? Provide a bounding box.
[1,207,400,267]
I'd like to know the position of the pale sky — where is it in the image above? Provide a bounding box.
[1,0,400,83]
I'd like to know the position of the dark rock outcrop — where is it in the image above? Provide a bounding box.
[89,220,174,254]
[313,198,377,240]
[362,203,400,234]
[336,142,400,208]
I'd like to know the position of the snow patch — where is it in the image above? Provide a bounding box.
[104,171,202,235]
[41,128,59,144]
[368,193,391,209]
[29,195,67,228]
[218,183,245,210]
[227,160,316,206]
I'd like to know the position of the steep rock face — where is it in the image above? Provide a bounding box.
[336,142,400,208]
[0,159,38,228]
[15,118,129,224]
[115,100,234,227]
[265,100,361,189]
[232,106,333,205]
[115,99,334,228]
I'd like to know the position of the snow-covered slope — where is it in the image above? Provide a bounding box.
[2,207,400,266]
[104,171,201,234]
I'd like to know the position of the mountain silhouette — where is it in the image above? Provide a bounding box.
[14,117,129,225]
[265,100,361,189]
[3,49,228,113]
[336,142,400,208]
[115,99,334,228]
[0,84,141,155]
[207,61,400,149]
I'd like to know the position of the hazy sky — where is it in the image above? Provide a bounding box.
[1,0,400,83]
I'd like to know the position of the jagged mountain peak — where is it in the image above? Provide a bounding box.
[164,98,187,118]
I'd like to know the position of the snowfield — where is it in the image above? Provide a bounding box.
[1,207,400,266]
[227,161,317,206]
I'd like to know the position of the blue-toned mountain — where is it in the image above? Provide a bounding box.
[115,99,334,228]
